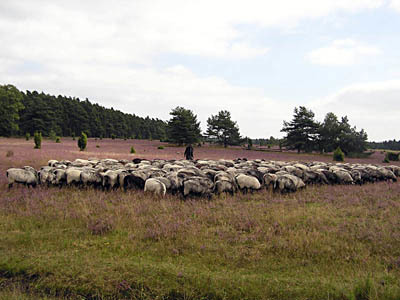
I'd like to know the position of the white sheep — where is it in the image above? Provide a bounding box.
[66,168,82,186]
[6,167,38,188]
[235,174,261,193]
[144,178,166,196]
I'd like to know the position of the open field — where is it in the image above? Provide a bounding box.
[1,138,400,299]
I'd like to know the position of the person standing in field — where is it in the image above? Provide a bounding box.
[184,144,194,160]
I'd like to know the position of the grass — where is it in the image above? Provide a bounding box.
[1,183,400,299]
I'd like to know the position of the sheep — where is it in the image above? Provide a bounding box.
[48,160,58,167]
[66,168,83,186]
[275,174,305,193]
[144,178,166,196]
[235,174,261,193]
[263,173,278,190]
[214,179,237,195]
[6,167,38,188]
[52,169,67,186]
[183,176,213,198]
[80,169,102,188]
[38,166,55,186]
[100,170,120,190]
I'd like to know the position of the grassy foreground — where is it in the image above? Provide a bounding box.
[1,182,400,300]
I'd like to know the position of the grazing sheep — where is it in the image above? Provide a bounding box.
[6,167,38,188]
[183,177,213,198]
[48,160,58,167]
[52,169,67,186]
[275,174,305,193]
[38,166,55,186]
[235,174,261,193]
[66,168,83,186]
[263,173,278,190]
[100,170,120,190]
[80,169,102,188]
[144,178,166,196]
[214,179,237,195]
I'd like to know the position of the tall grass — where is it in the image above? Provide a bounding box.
[1,182,400,299]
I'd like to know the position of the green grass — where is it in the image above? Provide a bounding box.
[1,183,400,299]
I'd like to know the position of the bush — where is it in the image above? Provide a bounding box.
[72,132,75,141]
[383,156,390,163]
[34,131,42,149]
[111,134,116,140]
[96,145,100,148]
[333,147,345,162]
[49,130,56,141]
[78,132,87,151]
[130,146,136,154]
[6,150,13,157]
[55,137,61,143]
[158,146,164,150]
[386,152,399,161]
[25,133,30,141]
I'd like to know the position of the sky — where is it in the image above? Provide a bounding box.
[0,0,399,141]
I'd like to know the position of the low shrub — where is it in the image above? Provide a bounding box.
[78,132,87,151]
[96,145,100,148]
[333,147,345,162]
[383,156,390,163]
[25,133,30,141]
[386,152,399,161]
[34,131,42,149]
[55,137,61,143]
[49,130,57,141]
[111,134,116,140]
[6,150,14,157]
[158,146,164,150]
[130,146,136,154]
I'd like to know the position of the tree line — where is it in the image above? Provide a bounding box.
[1,84,374,154]
[281,106,368,155]
[368,140,400,151]
[0,84,167,140]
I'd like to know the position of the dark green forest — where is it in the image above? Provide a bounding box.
[0,84,167,140]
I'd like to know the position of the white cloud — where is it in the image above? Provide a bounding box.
[307,39,381,66]
[0,0,397,141]
[309,79,400,140]
[390,0,400,12]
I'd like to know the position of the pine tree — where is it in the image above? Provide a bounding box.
[78,132,87,151]
[281,106,319,153]
[206,110,242,147]
[167,107,201,145]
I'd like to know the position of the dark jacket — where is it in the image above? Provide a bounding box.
[184,145,194,160]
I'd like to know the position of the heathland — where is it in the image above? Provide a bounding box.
[1,138,400,300]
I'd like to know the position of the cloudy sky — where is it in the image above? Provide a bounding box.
[1,0,399,141]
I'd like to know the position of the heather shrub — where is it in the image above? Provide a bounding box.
[87,217,114,235]
[333,147,345,162]
[386,152,399,161]
[25,132,30,141]
[77,132,87,151]
[34,131,42,149]
[130,146,136,154]
[6,150,13,157]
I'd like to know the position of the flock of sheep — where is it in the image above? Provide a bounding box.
[6,157,400,197]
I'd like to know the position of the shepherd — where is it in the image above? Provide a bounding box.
[184,144,194,160]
